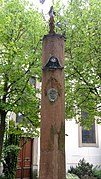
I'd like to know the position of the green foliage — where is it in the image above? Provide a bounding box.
[54,0,101,127]
[0,0,100,133]
[64,0,101,126]
[68,158,94,178]
[0,176,5,179]
[2,120,21,179]
[0,0,45,116]
[3,145,20,179]
[0,0,47,160]
[93,166,101,179]
[94,170,101,179]
[0,0,47,125]
[0,0,101,166]
[66,173,80,179]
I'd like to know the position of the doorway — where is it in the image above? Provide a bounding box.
[16,137,33,179]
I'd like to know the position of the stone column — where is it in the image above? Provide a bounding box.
[31,137,38,179]
[39,34,65,179]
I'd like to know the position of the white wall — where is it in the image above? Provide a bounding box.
[65,120,101,171]
[37,120,101,173]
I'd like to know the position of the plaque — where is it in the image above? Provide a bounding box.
[43,55,64,70]
[47,88,58,102]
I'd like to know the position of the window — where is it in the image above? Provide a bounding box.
[78,111,98,147]
[82,124,96,143]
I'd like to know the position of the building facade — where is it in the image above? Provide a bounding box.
[65,120,101,170]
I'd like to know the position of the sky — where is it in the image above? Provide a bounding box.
[37,0,53,14]
[30,0,68,15]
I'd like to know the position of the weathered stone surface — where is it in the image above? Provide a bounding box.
[39,34,65,179]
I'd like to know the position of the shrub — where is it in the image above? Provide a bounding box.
[0,175,5,179]
[66,173,80,179]
[93,166,101,179]
[68,158,94,178]
[1,120,21,179]
[3,145,20,179]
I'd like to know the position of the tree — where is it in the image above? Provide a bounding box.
[58,0,101,127]
[0,0,47,162]
[0,0,101,162]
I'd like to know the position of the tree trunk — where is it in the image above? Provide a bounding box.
[0,110,6,162]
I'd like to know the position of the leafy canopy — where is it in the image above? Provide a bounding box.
[54,0,101,126]
[0,0,47,135]
[0,0,101,130]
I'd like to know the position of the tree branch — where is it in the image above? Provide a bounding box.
[73,66,99,96]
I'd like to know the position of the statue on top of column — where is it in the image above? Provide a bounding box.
[49,6,56,34]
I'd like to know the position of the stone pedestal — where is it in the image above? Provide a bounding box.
[39,34,65,179]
